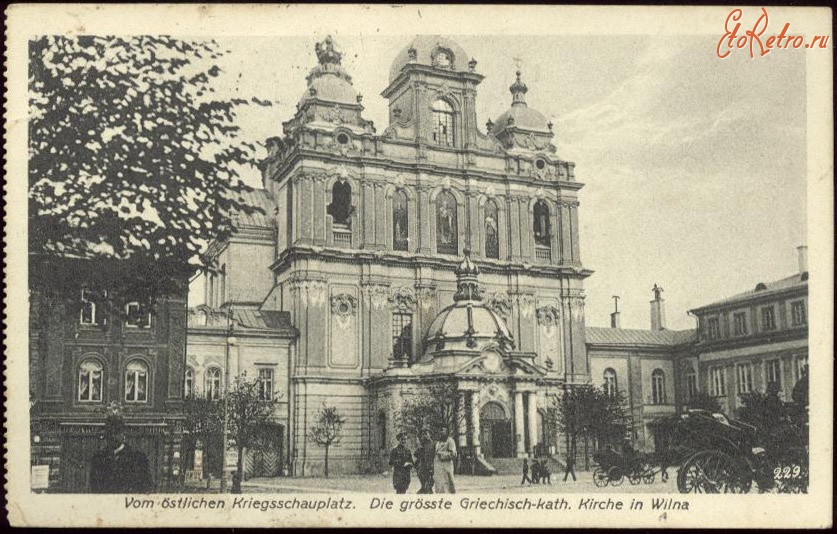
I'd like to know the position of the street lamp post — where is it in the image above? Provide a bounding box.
[219,306,235,493]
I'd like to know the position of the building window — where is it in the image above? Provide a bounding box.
[736,363,753,395]
[78,359,104,403]
[431,99,455,146]
[392,189,409,251]
[78,288,99,324]
[651,369,665,405]
[603,368,617,397]
[184,367,195,399]
[791,301,806,326]
[124,360,149,403]
[732,312,748,336]
[125,301,151,329]
[392,312,413,363]
[205,367,222,400]
[484,200,499,259]
[761,306,776,331]
[258,368,275,401]
[686,369,698,400]
[436,190,458,255]
[710,367,726,397]
[794,356,808,382]
[328,180,354,227]
[706,317,721,340]
[533,200,551,248]
[765,360,782,390]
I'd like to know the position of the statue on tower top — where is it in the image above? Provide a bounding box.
[315,35,343,65]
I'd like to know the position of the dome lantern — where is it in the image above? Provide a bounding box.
[509,70,528,107]
[453,249,483,302]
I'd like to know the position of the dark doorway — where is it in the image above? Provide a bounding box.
[480,402,513,458]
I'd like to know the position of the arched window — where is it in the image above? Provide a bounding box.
[651,369,666,405]
[328,181,353,227]
[436,190,458,255]
[125,359,149,403]
[78,358,104,402]
[431,99,455,146]
[184,367,195,399]
[603,368,618,397]
[533,200,551,247]
[205,367,222,400]
[484,200,499,259]
[392,189,409,251]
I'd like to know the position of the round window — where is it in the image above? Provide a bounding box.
[338,302,350,314]
[535,159,546,170]
[336,133,350,145]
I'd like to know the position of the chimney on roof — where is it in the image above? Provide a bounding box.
[797,245,808,274]
[610,295,621,329]
[650,284,666,331]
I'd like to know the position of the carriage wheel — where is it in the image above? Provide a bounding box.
[628,470,642,485]
[677,450,752,494]
[593,468,608,487]
[608,467,624,487]
[643,470,655,484]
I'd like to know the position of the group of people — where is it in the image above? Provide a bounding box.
[389,426,457,494]
[520,458,552,485]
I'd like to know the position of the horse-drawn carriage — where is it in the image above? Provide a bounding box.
[592,447,664,487]
[674,409,808,494]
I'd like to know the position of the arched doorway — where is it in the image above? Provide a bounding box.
[480,401,513,458]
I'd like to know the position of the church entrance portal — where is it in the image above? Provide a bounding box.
[479,401,513,458]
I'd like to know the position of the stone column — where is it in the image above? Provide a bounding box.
[470,391,481,457]
[527,392,539,453]
[514,391,525,457]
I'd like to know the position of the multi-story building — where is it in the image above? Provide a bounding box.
[683,246,809,415]
[29,257,188,492]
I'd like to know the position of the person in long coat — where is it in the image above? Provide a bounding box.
[414,428,436,494]
[389,432,414,494]
[433,425,457,494]
[89,415,153,493]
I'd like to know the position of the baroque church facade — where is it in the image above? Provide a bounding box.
[191,36,809,477]
[200,35,591,476]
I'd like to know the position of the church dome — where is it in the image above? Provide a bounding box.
[389,35,472,82]
[298,36,360,107]
[423,251,514,354]
[491,71,551,135]
[299,75,358,107]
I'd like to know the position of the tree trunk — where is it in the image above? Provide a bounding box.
[584,435,589,471]
[324,444,330,478]
[232,445,244,493]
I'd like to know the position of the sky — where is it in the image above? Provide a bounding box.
[193,34,807,331]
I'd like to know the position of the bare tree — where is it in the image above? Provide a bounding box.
[395,382,464,441]
[227,373,281,493]
[308,405,346,478]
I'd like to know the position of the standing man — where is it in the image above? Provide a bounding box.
[414,428,436,494]
[89,415,153,493]
[563,445,577,482]
[433,425,457,494]
[521,458,531,485]
[389,432,414,494]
